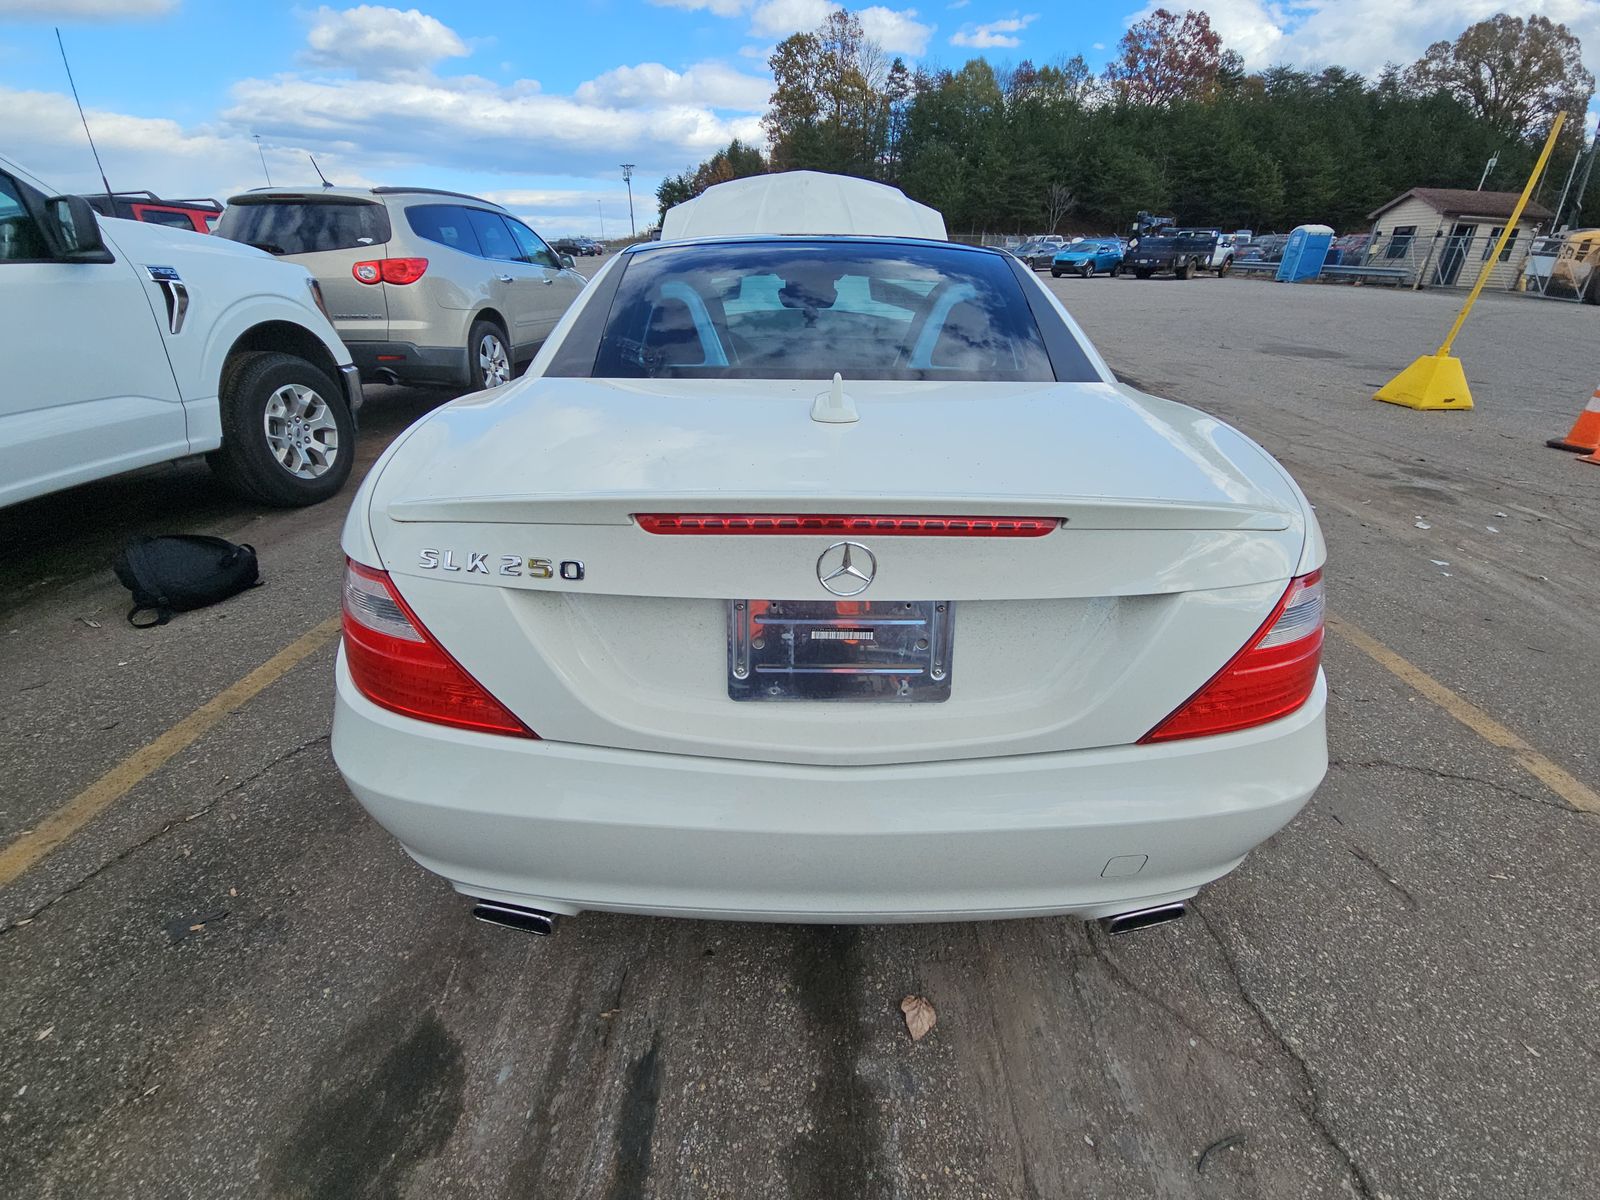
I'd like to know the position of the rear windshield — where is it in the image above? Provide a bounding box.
[216,199,391,255]
[590,241,1062,382]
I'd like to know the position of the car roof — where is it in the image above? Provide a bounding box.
[621,233,1008,260]
[225,185,508,211]
[659,171,947,241]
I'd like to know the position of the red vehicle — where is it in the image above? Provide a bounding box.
[83,191,223,233]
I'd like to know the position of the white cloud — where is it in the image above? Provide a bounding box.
[947,0,969,8]
[950,13,1037,49]
[739,42,776,58]
[859,6,933,54]
[223,72,765,179]
[301,5,470,76]
[647,0,750,15]
[575,60,771,111]
[0,0,174,17]
[749,0,933,54]
[0,85,374,201]
[1128,0,1600,81]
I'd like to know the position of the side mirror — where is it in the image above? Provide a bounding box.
[560,253,576,269]
[44,194,108,258]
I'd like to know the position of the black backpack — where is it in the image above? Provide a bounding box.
[112,535,261,628]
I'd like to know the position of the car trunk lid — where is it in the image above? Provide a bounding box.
[362,378,1307,764]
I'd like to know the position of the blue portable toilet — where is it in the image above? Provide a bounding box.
[1275,224,1335,281]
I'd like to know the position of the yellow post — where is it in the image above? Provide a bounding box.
[1375,111,1567,411]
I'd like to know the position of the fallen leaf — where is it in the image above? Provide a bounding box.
[228,888,238,898]
[189,924,206,933]
[76,617,101,629]
[900,994,937,1042]
[34,1026,54,1042]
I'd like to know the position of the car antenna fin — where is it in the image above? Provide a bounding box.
[811,372,858,424]
[309,154,333,189]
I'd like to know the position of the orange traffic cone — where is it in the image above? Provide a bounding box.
[1549,388,1600,452]
[1579,446,1600,466]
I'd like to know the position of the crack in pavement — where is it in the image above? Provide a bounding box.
[1329,757,1580,816]
[0,735,330,937]
[1192,902,1379,1200]
[1345,844,1419,911]
[1084,930,1224,1053]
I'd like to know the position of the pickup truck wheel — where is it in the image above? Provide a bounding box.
[1175,261,1192,280]
[1216,257,1233,277]
[469,319,513,391]
[209,352,354,508]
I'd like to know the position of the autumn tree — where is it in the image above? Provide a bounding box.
[1406,14,1593,138]
[655,138,768,222]
[764,9,893,175]
[1103,8,1233,107]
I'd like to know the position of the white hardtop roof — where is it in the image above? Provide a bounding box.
[660,171,947,241]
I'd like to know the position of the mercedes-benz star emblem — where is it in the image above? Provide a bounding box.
[816,541,876,597]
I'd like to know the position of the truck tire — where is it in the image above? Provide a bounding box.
[1216,256,1233,277]
[1175,260,1192,280]
[208,351,355,508]
[1135,269,1152,279]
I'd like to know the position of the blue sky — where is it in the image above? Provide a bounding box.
[4,1,1598,236]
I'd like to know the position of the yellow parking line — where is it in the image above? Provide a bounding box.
[1328,614,1599,814]
[0,616,341,888]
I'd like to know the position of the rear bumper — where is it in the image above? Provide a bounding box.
[331,654,1328,924]
[346,340,468,387]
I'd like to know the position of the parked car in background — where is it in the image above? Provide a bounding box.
[1237,233,1288,264]
[1018,236,1067,270]
[1,158,361,509]
[553,235,602,257]
[84,190,223,233]
[1051,239,1124,278]
[216,186,586,391]
[330,171,1328,935]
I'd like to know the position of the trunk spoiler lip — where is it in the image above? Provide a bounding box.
[384,493,1295,532]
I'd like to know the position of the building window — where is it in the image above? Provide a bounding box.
[1483,227,1504,261]
[1387,225,1416,259]
[1499,228,1519,262]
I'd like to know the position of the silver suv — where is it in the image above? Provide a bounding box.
[216,187,587,390]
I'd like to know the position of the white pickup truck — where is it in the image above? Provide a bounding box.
[0,159,362,509]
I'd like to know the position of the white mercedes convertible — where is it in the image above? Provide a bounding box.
[332,173,1327,935]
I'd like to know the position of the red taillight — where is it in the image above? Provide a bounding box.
[352,258,429,285]
[341,560,533,738]
[635,514,1058,537]
[1140,569,1324,743]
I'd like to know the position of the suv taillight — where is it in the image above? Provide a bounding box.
[342,559,533,737]
[352,258,429,285]
[1140,569,1324,743]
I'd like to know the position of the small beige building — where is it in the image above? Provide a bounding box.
[1367,188,1553,287]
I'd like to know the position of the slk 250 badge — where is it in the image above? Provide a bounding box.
[418,549,584,581]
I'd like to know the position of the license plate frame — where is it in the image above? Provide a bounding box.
[727,599,954,702]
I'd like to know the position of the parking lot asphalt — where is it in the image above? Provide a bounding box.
[3,270,1598,1199]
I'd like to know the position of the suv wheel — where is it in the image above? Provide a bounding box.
[469,319,513,390]
[209,352,354,508]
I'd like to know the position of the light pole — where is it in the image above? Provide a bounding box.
[254,133,272,186]
[597,199,605,239]
[621,163,636,239]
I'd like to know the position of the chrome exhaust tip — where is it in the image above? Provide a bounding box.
[1101,902,1187,935]
[471,899,559,936]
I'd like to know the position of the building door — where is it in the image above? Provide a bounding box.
[1435,222,1477,285]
